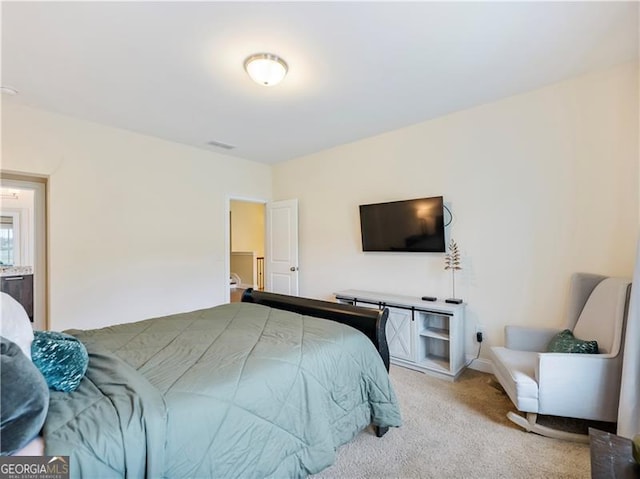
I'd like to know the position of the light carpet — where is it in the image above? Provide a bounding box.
[312,366,592,479]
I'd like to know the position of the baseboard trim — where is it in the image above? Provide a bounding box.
[465,356,493,374]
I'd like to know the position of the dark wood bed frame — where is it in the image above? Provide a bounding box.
[241,288,391,437]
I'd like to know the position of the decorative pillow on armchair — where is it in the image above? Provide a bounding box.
[546,329,599,354]
[31,330,89,392]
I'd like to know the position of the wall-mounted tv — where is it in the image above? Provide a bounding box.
[359,196,446,253]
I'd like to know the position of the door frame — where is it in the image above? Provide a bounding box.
[225,195,267,303]
[0,173,48,330]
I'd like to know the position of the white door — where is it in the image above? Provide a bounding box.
[265,199,299,295]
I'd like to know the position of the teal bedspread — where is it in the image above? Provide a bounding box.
[43,302,401,478]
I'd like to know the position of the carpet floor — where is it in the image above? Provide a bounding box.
[312,366,593,479]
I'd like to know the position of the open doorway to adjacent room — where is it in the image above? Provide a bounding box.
[0,175,47,330]
[228,199,266,303]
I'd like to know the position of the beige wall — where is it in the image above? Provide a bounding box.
[272,62,639,362]
[230,200,265,257]
[1,103,272,331]
[2,62,637,359]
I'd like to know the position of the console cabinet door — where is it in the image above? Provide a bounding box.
[385,307,414,362]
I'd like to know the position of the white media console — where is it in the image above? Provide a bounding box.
[334,290,466,381]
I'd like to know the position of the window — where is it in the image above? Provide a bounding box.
[0,215,15,265]
[0,213,20,266]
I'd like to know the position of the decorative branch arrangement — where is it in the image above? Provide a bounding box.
[444,239,462,303]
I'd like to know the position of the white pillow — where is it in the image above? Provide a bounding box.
[0,292,34,359]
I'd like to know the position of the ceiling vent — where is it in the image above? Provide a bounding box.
[206,140,236,150]
[0,86,18,95]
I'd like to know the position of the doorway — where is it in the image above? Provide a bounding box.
[0,176,47,330]
[228,199,266,303]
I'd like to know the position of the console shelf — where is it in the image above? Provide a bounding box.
[335,289,466,381]
[420,327,449,340]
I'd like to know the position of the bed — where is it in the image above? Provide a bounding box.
[33,289,401,478]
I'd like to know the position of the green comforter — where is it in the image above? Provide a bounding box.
[43,302,401,478]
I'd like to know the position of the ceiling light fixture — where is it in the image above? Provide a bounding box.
[244,53,288,87]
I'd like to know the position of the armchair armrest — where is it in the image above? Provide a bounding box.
[536,352,622,422]
[505,325,561,351]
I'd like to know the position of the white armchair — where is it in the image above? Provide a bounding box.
[490,273,632,442]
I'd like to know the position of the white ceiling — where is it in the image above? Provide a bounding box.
[2,1,638,164]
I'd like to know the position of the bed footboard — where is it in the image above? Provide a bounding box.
[241,289,392,438]
[241,288,390,371]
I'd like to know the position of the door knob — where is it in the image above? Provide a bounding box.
[290,266,298,272]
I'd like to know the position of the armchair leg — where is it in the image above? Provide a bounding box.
[506,412,589,444]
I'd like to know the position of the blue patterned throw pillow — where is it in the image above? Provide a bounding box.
[546,329,598,354]
[31,331,89,392]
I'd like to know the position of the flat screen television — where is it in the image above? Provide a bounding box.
[359,196,446,252]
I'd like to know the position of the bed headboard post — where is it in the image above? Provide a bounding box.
[241,288,390,371]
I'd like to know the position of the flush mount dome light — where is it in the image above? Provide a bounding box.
[244,53,288,87]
